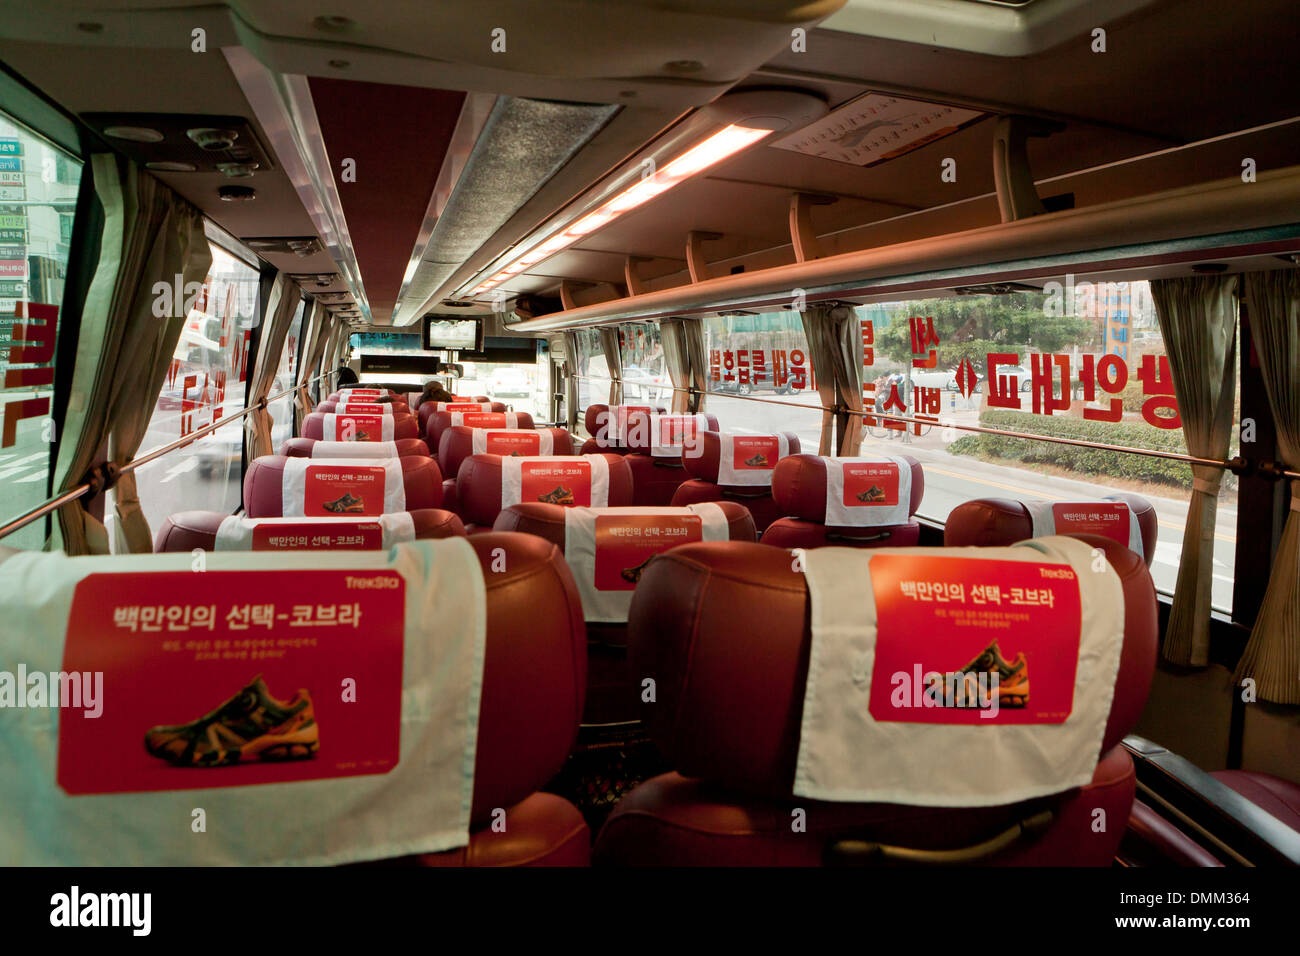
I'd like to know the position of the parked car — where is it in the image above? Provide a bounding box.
[622,364,671,401]
[910,366,985,393]
[715,367,794,396]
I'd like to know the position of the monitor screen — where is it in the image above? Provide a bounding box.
[422,316,481,351]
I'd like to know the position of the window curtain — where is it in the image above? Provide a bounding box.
[563,331,580,431]
[683,318,708,414]
[53,154,212,555]
[1150,275,1239,666]
[833,304,865,456]
[600,326,623,406]
[1235,271,1300,703]
[800,303,863,455]
[244,274,301,460]
[294,301,326,428]
[659,319,691,413]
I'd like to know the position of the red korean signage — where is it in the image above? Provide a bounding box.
[593,514,702,591]
[303,465,386,515]
[251,521,384,550]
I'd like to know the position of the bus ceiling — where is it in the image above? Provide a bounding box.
[0,1,1294,331]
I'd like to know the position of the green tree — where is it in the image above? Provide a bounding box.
[872,295,1096,368]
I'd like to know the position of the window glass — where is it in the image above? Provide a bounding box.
[133,243,259,533]
[573,328,609,422]
[267,297,305,451]
[617,322,671,405]
[701,311,823,448]
[857,281,1236,609]
[0,114,82,549]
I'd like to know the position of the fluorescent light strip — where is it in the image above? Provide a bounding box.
[468,123,772,296]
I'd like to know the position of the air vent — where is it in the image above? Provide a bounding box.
[289,273,341,288]
[247,237,323,257]
[82,113,275,174]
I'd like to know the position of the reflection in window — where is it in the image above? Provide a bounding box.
[132,243,260,535]
[0,114,82,549]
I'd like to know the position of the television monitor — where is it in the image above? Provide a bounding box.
[422,315,482,351]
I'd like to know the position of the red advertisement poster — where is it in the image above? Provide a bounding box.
[659,416,698,446]
[252,522,384,550]
[304,465,387,515]
[339,403,386,415]
[334,415,384,442]
[461,412,506,429]
[446,402,485,412]
[345,389,383,398]
[593,515,702,591]
[521,460,592,507]
[485,431,540,455]
[58,569,405,794]
[1051,502,1131,547]
[842,462,900,507]
[732,436,780,471]
[867,555,1082,725]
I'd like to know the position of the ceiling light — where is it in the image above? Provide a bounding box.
[466,123,771,298]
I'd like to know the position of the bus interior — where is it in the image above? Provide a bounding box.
[0,0,1298,899]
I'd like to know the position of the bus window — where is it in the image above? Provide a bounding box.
[0,113,82,550]
[126,242,258,540]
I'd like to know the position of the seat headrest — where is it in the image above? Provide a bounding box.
[492,500,757,551]
[425,410,534,454]
[772,454,924,523]
[683,431,802,484]
[437,425,573,479]
[943,494,1158,566]
[582,403,669,449]
[243,454,443,517]
[154,509,466,552]
[621,412,720,455]
[303,411,419,442]
[626,537,1157,799]
[457,453,634,527]
[465,532,586,822]
[279,437,429,458]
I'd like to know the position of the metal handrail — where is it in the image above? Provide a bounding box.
[572,373,1299,479]
[0,376,327,541]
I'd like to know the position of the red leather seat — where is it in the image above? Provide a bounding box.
[419,400,509,437]
[426,409,534,457]
[243,454,444,517]
[316,400,406,415]
[593,536,1157,866]
[494,500,757,724]
[410,532,590,866]
[943,493,1158,566]
[303,411,420,442]
[1211,771,1300,833]
[670,431,801,532]
[438,425,573,493]
[280,437,430,458]
[577,403,666,456]
[456,453,634,533]
[760,454,924,549]
[154,508,466,551]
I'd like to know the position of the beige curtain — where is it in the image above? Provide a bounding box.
[563,331,580,431]
[245,273,301,460]
[53,154,212,555]
[833,304,865,456]
[1235,271,1300,702]
[683,318,708,414]
[800,303,863,455]
[600,327,623,406]
[659,319,691,413]
[800,303,840,455]
[1150,275,1239,666]
[295,303,330,424]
